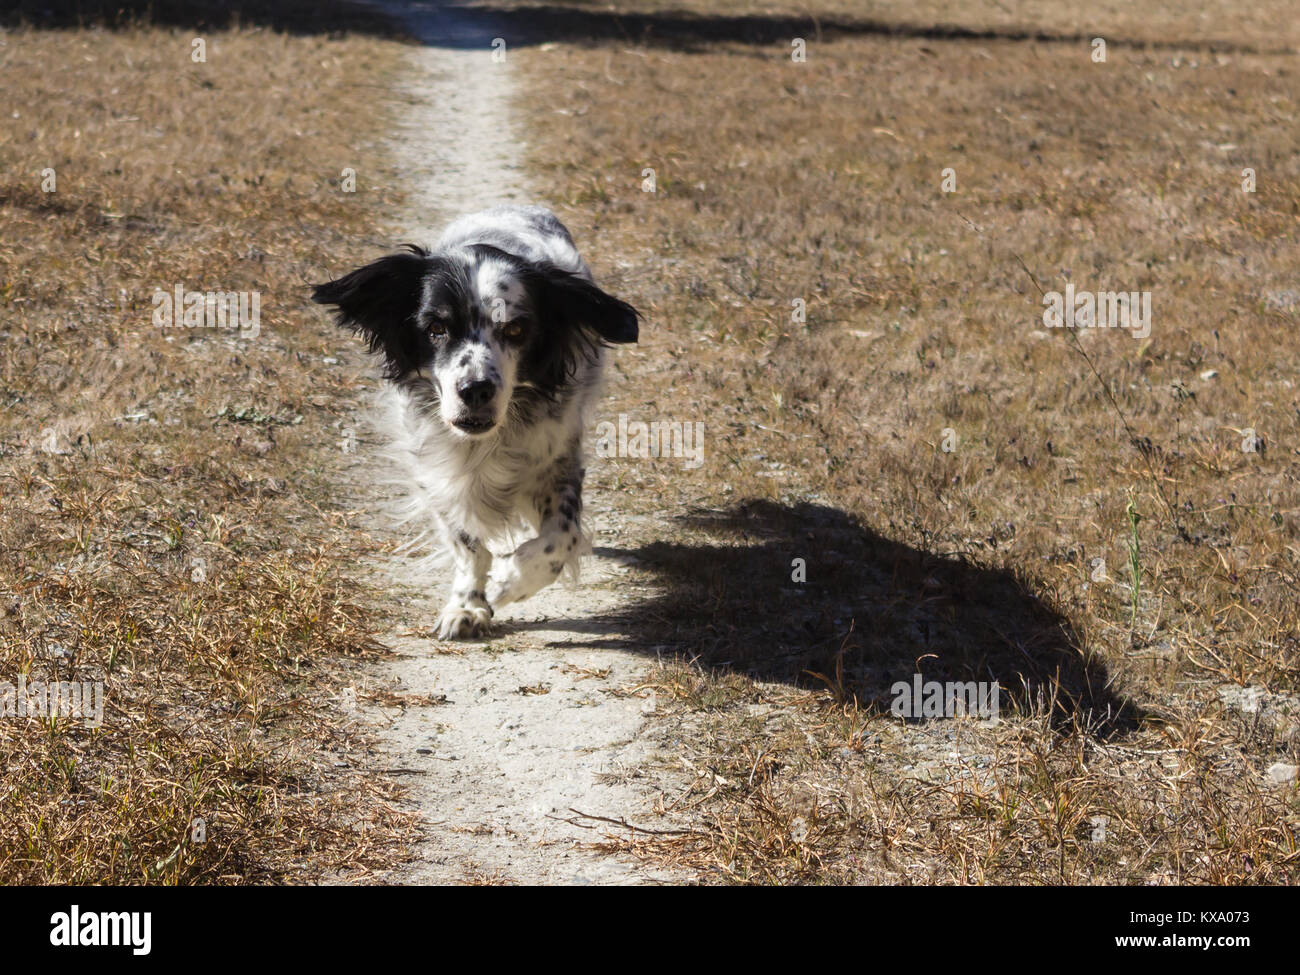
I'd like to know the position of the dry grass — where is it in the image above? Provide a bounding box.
[0,12,420,882]
[467,0,1300,51]
[514,0,1300,883]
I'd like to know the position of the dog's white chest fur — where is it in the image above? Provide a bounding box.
[375,375,600,546]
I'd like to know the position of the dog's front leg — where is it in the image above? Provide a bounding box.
[436,528,494,639]
[487,464,586,607]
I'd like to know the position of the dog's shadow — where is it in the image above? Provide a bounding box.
[512,499,1143,736]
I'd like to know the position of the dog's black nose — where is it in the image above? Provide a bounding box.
[457,379,496,409]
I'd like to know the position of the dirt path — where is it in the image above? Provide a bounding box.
[341,2,680,885]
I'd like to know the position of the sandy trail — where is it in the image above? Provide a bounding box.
[340,1,679,885]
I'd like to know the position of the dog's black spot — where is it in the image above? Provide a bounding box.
[544,543,555,554]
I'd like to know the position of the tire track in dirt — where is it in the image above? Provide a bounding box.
[339,1,682,885]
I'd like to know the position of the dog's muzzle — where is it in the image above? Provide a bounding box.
[451,378,499,434]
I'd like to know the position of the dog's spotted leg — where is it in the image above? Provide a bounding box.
[487,462,587,607]
[436,528,494,639]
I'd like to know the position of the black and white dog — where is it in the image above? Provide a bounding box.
[312,205,638,638]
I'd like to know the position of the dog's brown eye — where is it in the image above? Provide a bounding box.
[427,309,451,335]
[502,319,526,340]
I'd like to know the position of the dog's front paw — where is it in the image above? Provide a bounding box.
[436,598,493,639]
[486,540,565,608]
[484,569,522,608]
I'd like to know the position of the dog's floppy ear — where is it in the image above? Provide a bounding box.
[311,249,433,379]
[536,265,639,344]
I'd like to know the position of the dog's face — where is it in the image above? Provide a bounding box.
[312,244,638,437]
